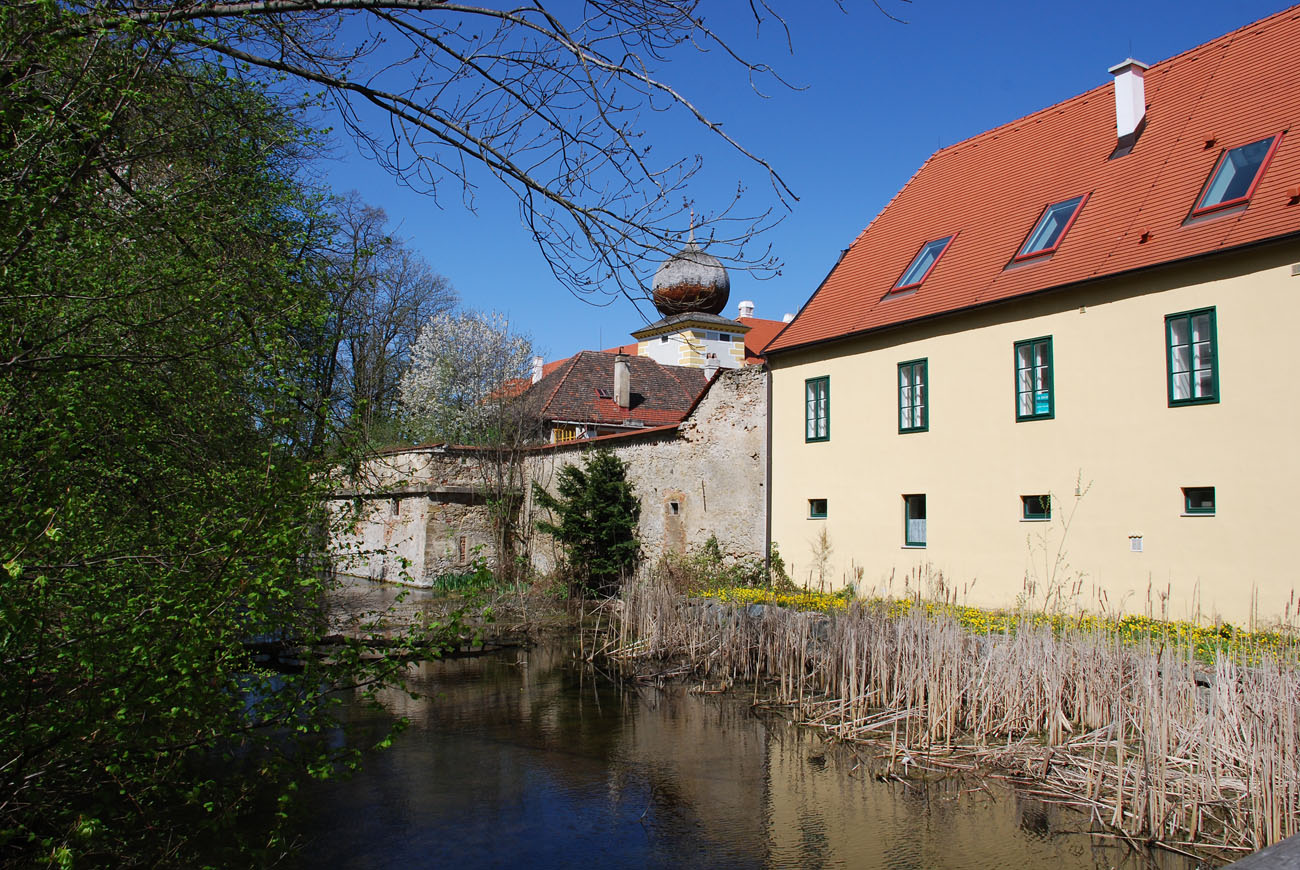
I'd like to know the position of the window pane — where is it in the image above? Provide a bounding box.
[1018,195,1085,257]
[1198,137,1274,210]
[1168,318,1189,346]
[895,236,954,288]
[1170,344,1191,374]
[1172,371,1191,400]
[1191,314,1211,342]
[1192,341,1213,370]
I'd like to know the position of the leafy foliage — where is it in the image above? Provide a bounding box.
[0,7,445,865]
[534,449,641,596]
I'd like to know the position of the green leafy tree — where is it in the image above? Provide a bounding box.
[0,7,446,865]
[534,449,641,596]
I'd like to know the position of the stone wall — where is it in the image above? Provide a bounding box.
[327,448,498,584]
[329,365,768,586]
[524,365,768,575]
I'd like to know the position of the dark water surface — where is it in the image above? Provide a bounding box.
[288,642,1198,870]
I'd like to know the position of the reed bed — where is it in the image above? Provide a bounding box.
[600,578,1300,856]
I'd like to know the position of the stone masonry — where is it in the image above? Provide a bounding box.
[328,366,768,585]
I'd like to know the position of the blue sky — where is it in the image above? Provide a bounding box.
[322,0,1290,362]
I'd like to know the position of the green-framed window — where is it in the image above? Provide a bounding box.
[805,376,829,442]
[1021,494,1051,520]
[808,498,828,519]
[903,494,926,547]
[1183,486,1215,515]
[898,359,928,433]
[1014,336,1054,421]
[1166,308,1218,405]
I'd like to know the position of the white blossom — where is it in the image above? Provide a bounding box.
[399,310,534,445]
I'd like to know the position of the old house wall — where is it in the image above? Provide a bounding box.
[329,365,768,586]
[525,365,767,575]
[328,448,498,585]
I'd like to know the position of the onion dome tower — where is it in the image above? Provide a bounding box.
[651,237,730,317]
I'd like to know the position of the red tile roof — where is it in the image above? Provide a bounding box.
[765,6,1300,355]
[524,350,709,427]
[738,317,786,362]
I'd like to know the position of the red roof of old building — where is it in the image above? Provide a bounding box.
[525,350,709,428]
[738,316,786,362]
[765,6,1300,355]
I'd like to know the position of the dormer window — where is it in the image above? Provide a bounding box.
[1191,135,1280,216]
[1014,194,1087,261]
[892,235,955,291]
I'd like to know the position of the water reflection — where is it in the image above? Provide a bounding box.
[289,643,1198,869]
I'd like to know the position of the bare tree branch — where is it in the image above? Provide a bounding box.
[59,0,829,304]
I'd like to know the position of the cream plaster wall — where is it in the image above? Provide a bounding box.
[769,244,1300,625]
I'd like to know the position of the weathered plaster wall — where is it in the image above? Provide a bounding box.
[525,365,768,575]
[329,365,769,586]
[327,448,498,585]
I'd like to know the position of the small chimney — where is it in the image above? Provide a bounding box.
[613,353,630,408]
[703,353,720,379]
[531,355,544,384]
[738,300,755,319]
[782,313,795,323]
[1109,58,1150,149]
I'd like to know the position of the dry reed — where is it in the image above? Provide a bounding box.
[598,578,1300,857]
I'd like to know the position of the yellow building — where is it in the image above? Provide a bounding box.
[763,10,1300,625]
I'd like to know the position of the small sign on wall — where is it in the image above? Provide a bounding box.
[1129,535,1143,553]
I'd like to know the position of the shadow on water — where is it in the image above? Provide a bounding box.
[286,641,1202,870]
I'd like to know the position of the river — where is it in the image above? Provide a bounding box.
[284,637,1202,869]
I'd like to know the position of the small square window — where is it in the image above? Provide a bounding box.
[893,235,956,291]
[1021,495,1051,520]
[808,498,827,519]
[805,376,830,442]
[898,359,928,433]
[1166,308,1218,405]
[1183,487,1215,515]
[667,500,680,516]
[660,335,669,343]
[1014,337,1054,421]
[903,494,926,547]
[1191,136,1279,216]
[1015,194,1087,260]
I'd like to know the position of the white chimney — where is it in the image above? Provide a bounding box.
[531,355,544,384]
[738,300,755,319]
[1109,58,1150,141]
[782,313,795,323]
[613,353,630,408]
[703,353,720,379]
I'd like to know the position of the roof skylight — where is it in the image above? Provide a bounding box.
[1191,135,1280,216]
[1015,194,1088,261]
[892,235,955,291]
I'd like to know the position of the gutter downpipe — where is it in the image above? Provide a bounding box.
[764,362,773,582]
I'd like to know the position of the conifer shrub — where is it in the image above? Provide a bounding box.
[534,448,640,596]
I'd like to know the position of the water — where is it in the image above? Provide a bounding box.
[287,642,1200,869]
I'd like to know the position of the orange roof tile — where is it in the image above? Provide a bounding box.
[738,316,786,362]
[765,6,1300,355]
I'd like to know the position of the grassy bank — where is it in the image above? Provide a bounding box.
[603,576,1300,860]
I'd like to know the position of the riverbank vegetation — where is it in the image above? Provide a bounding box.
[0,8,453,865]
[602,567,1300,861]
